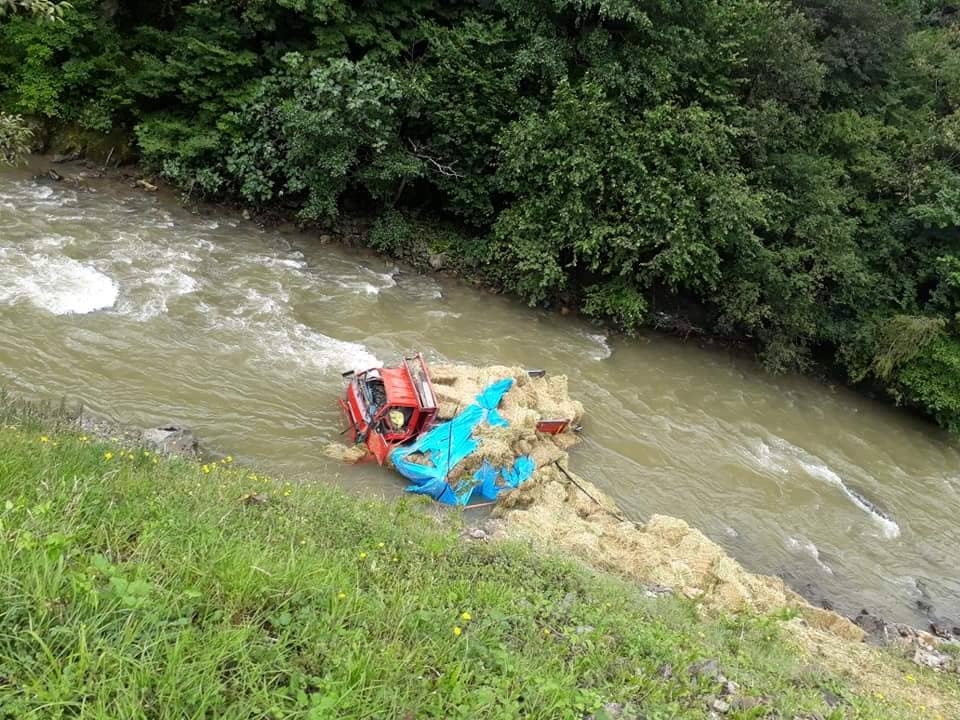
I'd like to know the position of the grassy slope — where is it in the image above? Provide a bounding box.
[0,414,946,719]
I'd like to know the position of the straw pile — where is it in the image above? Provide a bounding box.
[427,363,584,479]
[328,360,864,642]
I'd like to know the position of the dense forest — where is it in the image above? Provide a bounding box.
[2,0,960,430]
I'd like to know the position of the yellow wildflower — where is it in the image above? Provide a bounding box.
[39,436,49,443]
[202,465,211,474]
[377,542,385,548]
[103,451,113,461]
[152,458,159,465]
[460,612,472,622]
[283,490,291,497]
[225,455,233,463]
[452,626,462,637]
[392,556,399,562]
[359,552,368,560]
[542,628,551,636]
[143,451,150,457]
[337,591,347,600]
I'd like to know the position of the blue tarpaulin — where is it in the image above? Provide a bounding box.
[390,378,536,505]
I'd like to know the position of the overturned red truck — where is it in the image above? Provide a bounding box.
[339,353,576,465]
[338,353,439,465]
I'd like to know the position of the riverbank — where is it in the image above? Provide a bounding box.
[1,401,958,719]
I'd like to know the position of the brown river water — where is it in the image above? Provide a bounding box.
[2,164,959,628]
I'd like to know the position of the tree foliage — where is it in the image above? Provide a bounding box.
[0,111,32,164]
[3,0,960,429]
[0,0,68,20]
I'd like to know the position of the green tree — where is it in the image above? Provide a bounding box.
[0,111,32,164]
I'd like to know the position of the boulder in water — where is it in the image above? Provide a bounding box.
[141,425,199,459]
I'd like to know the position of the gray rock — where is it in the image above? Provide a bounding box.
[462,527,489,541]
[688,658,721,681]
[559,592,577,613]
[711,698,730,713]
[241,492,269,506]
[913,647,953,671]
[853,609,890,643]
[821,689,841,707]
[428,253,447,270]
[929,620,957,639]
[643,584,674,597]
[141,426,199,459]
[731,697,766,711]
[51,153,80,164]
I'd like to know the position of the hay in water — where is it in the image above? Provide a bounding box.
[322,443,369,463]
[427,363,583,484]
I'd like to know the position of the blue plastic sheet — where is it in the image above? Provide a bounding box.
[390,378,537,505]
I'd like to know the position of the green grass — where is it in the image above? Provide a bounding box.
[0,406,913,719]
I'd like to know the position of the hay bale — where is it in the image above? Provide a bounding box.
[426,363,584,486]
[322,443,369,463]
[485,466,863,641]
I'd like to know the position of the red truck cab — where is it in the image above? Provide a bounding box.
[339,353,439,464]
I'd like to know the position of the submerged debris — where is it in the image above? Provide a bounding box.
[322,442,369,463]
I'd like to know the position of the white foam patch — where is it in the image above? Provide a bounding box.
[332,268,398,296]
[746,439,788,474]
[745,435,901,539]
[262,322,380,372]
[239,285,290,318]
[206,286,379,373]
[116,266,200,320]
[582,332,612,360]
[0,252,118,315]
[786,536,834,575]
[96,231,208,320]
[251,253,307,271]
[798,458,901,539]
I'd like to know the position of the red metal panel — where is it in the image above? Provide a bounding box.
[366,430,390,465]
[536,419,571,435]
[380,367,418,407]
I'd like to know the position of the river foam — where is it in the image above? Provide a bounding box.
[582,332,613,360]
[797,458,901,539]
[786,535,834,575]
[0,250,118,315]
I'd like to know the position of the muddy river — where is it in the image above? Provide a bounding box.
[2,164,959,627]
